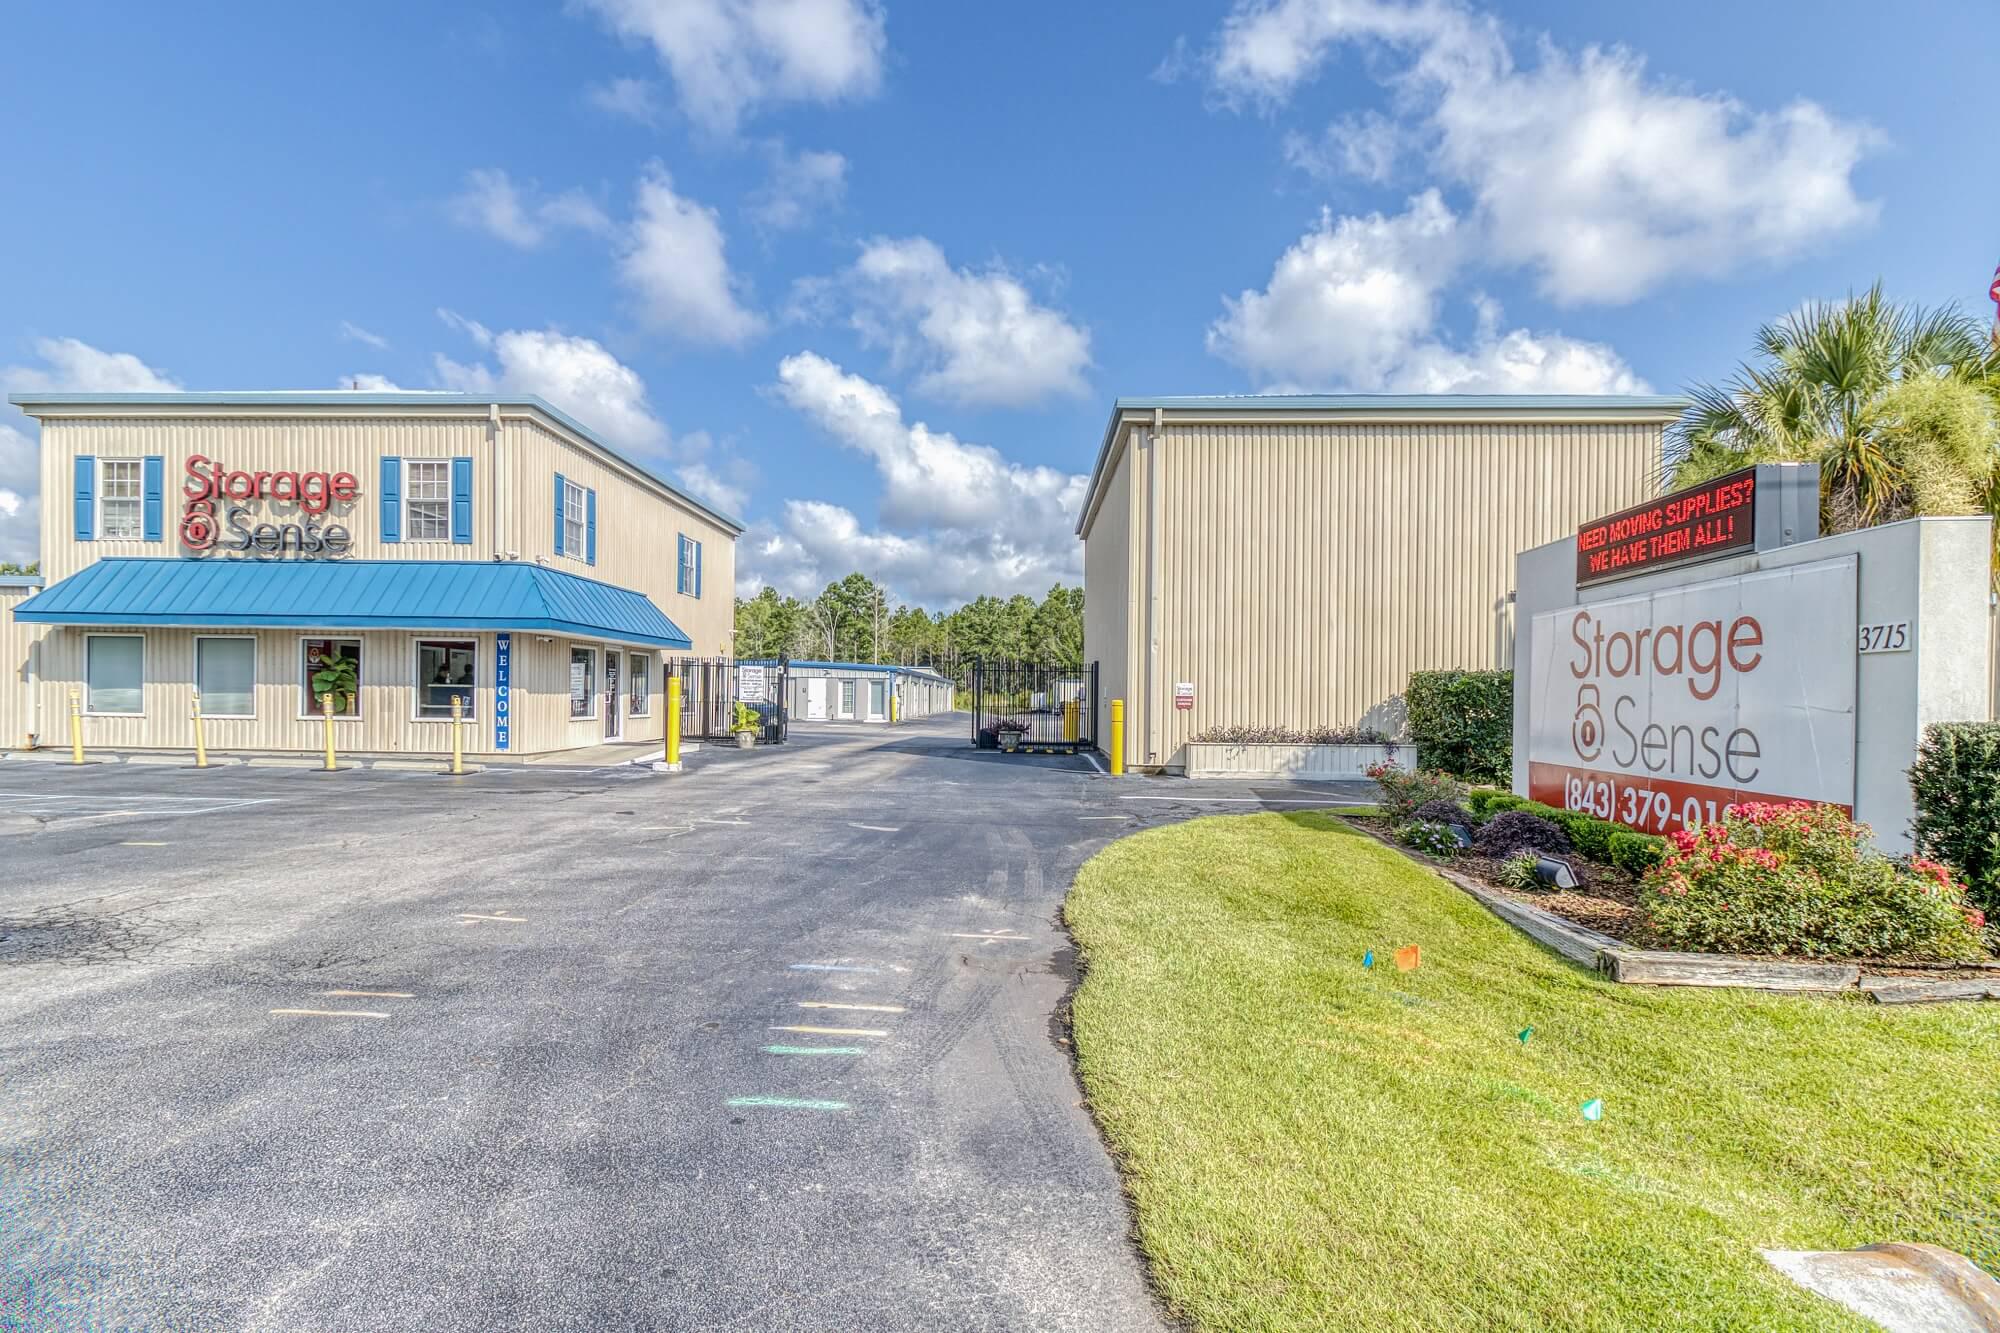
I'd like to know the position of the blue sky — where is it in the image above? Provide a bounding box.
[2,0,1994,604]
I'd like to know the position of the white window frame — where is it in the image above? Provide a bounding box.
[562,480,587,561]
[403,459,452,543]
[411,638,479,723]
[192,635,258,719]
[97,457,144,542]
[569,644,597,720]
[677,534,701,597]
[83,633,145,716]
[296,636,364,720]
[839,679,856,719]
[627,652,651,717]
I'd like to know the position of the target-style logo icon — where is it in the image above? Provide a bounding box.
[1572,684,1604,762]
[179,502,218,551]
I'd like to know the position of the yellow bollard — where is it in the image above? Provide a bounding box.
[1063,699,1078,743]
[665,676,682,768]
[891,692,900,724]
[68,687,84,765]
[1109,698,1125,776]
[449,694,465,775]
[320,692,337,772]
[191,690,208,768]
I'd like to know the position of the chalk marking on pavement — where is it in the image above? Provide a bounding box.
[798,1001,905,1013]
[319,990,414,999]
[726,1096,850,1112]
[770,1024,889,1038]
[458,913,528,924]
[269,1008,391,1019]
[763,1045,866,1056]
[848,822,900,833]
[789,963,882,974]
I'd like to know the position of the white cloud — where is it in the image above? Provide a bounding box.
[0,338,183,565]
[1208,192,1646,392]
[619,164,765,345]
[676,458,750,516]
[1205,0,1882,303]
[746,142,848,231]
[741,352,1084,606]
[815,237,1092,407]
[338,321,390,351]
[574,0,887,135]
[587,75,666,126]
[1283,109,1402,183]
[450,168,611,249]
[434,322,668,453]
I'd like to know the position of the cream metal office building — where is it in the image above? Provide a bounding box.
[2,392,740,757]
[1078,394,1684,773]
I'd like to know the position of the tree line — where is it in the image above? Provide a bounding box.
[734,574,1083,680]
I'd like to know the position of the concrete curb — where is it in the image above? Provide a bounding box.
[1765,1243,2000,1331]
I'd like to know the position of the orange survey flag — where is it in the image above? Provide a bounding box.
[1394,945,1421,972]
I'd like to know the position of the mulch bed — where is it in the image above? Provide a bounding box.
[1344,814,2000,981]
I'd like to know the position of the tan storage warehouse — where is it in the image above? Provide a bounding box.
[1,391,740,757]
[1078,394,1682,773]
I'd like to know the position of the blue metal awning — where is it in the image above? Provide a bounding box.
[13,558,693,649]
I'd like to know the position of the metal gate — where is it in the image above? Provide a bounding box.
[970,661,1097,753]
[666,657,790,744]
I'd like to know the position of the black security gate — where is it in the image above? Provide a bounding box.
[667,656,789,744]
[970,661,1097,753]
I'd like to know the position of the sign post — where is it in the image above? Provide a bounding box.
[190,690,208,768]
[320,693,337,772]
[449,694,465,776]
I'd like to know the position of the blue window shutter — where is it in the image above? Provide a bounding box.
[450,457,473,544]
[379,457,402,543]
[73,456,95,541]
[142,456,165,542]
[585,488,597,566]
[553,473,566,555]
[676,535,688,594]
[694,539,702,598]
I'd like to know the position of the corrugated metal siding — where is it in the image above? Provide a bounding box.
[1081,438,1136,766]
[503,420,736,655]
[39,415,488,580]
[26,627,663,756]
[1,589,46,748]
[1126,419,1660,769]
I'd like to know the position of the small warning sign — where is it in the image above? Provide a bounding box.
[1174,681,1194,711]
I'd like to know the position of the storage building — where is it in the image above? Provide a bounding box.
[1077,395,1683,772]
[2,391,740,757]
[775,661,956,724]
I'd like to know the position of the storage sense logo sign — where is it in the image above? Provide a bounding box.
[181,454,359,558]
[1528,558,1858,834]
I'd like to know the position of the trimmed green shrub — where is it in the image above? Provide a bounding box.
[1909,722,2000,914]
[1366,763,1468,822]
[1636,802,1986,960]
[1404,670,1513,783]
[1397,821,1462,858]
[1479,793,1528,815]
[1607,831,1668,876]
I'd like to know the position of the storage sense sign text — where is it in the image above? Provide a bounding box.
[1527,559,1857,834]
[181,454,358,558]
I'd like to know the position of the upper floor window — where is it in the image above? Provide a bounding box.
[405,461,451,541]
[99,459,143,540]
[677,534,703,597]
[563,480,587,557]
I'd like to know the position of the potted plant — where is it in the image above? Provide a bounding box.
[996,718,1028,753]
[730,702,760,749]
[310,651,359,716]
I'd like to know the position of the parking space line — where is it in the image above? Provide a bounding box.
[458,913,527,924]
[797,1001,905,1013]
[848,822,900,833]
[770,1024,889,1038]
[318,990,414,999]
[789,963,881,974]
[726,1096,850,1112]
[269,1008,391,1019]
[763,1045,866,1056]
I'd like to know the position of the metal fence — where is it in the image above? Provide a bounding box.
[969,661,1098,753]
[666,657,790,744]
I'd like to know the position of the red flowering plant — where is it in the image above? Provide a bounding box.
[1365,763,1467,822]
[1635,801,1989,960]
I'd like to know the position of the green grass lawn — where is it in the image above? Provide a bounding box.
[1065,811,2000,1332]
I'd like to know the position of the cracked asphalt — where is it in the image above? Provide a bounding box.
[0,716,1374,1330]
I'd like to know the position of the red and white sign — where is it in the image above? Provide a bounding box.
[181,453,359,557]
[1174,681,1194,711]
[1527,558,1857,835]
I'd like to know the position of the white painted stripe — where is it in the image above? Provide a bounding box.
[849,822,900,833]
[770,1024,889,1038]
[797,1001,905,1013]
[458,913,528,923]
[119,841,170,846]
[1082,750,1108,775]
[319,990,414,999]
[269,1009,390,1019]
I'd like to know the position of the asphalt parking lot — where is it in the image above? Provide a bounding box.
[0,716,1374,1331]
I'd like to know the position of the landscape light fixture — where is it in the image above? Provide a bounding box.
[1532,857,1579,890]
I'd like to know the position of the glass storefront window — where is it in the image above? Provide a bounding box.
[85,635,144,714]
[301,638,362,717]
[194,637,256,717]
[416,640,477,719]
[570,646,595,719]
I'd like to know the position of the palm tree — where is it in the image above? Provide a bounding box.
[1669,284,1999,553]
